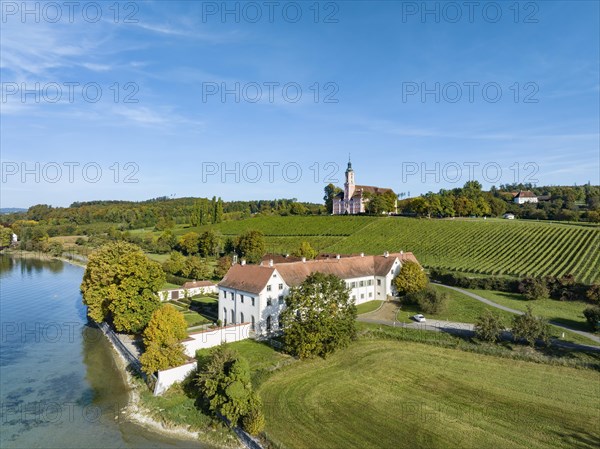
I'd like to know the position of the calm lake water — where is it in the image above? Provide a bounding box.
[0,255,209,449]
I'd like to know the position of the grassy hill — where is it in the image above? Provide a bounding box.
[190,216,599,283]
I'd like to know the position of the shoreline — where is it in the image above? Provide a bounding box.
[102,329,204,443]
[3,250,232,446]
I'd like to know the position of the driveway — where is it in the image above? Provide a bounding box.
[435,283,600,345]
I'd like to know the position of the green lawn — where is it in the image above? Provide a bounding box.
[146,252,170,263]
[259,339,600,449]
[183,310,210,327]
[161,282,180,290]
[466,289,592,332]
[356,300,383,315]
[196,339,293,387]
[395,285,516,324]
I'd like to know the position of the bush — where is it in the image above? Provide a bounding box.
[242,405,266,436]
[511,306,551,346]
[518,277,548,300]
[583,306,600,332]
[407,287,448,315]
[474,310,505,342]
[586,284,600,304]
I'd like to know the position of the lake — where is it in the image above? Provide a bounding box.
[0,255,210,449]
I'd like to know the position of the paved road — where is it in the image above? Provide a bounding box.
[435,283,600,345]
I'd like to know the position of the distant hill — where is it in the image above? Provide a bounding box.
[0,208,26,214]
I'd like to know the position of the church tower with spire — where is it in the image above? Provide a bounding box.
[344,157,356,207]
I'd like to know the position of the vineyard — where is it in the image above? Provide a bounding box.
[202,216,600,284]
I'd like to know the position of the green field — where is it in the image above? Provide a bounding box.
[466,289,593,332]
[181,216,600,283]
[259,339,600,449]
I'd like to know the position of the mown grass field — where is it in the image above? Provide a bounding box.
[258,339,600,449]
[356,300,383,314]
[180,216,600,283]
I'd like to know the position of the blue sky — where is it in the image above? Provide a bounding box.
[1,1,599,208]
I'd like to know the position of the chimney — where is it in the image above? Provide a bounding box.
[269,259,274,267]
[384,251,389,258]
[233,254,238,265]
[360,252,364,257]
[400,250,404,255]
[241,259,246,266]
[336,254,341,260]
[302,257,306,263]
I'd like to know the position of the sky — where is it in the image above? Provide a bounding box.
[1,0,599,208]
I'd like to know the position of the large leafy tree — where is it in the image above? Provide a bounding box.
[179,232,200,255]
[196,346,262,427]
[199,229,222,257]
[235,230,265,263]
[140,304,187,375]
[474,310,505,342]
[280,272,356,359]
[393,261,428,295]
[511,306,551,346]
[80,242,165,333]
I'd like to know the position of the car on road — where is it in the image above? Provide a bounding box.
[413,314,426,323]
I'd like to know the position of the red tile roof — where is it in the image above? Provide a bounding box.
[515,190,537,198]
[219,252,419,293]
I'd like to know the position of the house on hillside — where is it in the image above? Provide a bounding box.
[513,190,538,204]
[218,251,419,335]
[333,161,397,214]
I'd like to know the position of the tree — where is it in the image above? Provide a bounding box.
[196,345,262,427]
[407,287,448,314]
[292,241,317,260]
[474,310,505,342]
[0,226,13,247]
[242,406,265,436]
[583,306,600,331]
[182,256,213,279]
[47,241,64,257]
[393,261,428,295]
[215,256,232,278]
[323,184,342,214]
[179,232,200,255]
[198,230,221,257]
[80,242,165,333]
[162,251,186,276]
[279,272,356,359]
[235,230,265,263]
[518,277,548,300]
[586,284,600,304]
[143,304,188,345]
[511,306,551,346]
[140,304,187,375]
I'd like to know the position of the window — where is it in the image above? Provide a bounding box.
[367,280,373,286]
[231,309,235,324]
[223,307,227,326]
[272,274,276,277]
[361,294,365,299]
[230,292,234,300]
[351,282,356,288]
[267,297,272,306]
[377,279,381,286]
[240,312,244,323]
[352,295,356,300]
[267,285,272,292]
[251,315,256,331]
[240,294,244,304]
[369,292,373,298]
[278,283,283,290]
[251,297,255,306]
[278,295,284,305]
[359,281,364,287]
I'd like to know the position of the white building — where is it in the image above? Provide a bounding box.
[159,280,218,301]
[218,251,420,335]
[332,161,397,215]
[513,190,538,204]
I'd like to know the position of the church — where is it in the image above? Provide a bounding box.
[332,161,397,215]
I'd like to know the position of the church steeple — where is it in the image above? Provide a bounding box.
[344,155,355,203]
